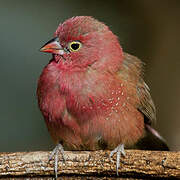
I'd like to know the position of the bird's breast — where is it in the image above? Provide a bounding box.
[38,64,144,149]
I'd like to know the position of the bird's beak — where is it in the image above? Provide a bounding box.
[40,37,64,55]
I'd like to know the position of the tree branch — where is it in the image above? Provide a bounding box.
[0,150,179,179]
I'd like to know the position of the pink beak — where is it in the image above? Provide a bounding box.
[40,37,64,55]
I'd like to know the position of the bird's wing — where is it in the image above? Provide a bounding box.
[118,52,156,125]
[119,53,169,151]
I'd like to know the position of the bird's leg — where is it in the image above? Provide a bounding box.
[49,143,66,179]
[110,144,126,176]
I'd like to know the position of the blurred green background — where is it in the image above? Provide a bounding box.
[0,0,179,151]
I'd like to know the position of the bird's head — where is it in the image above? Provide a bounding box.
[40,16,123,72]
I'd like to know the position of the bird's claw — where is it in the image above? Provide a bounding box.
[110,144,125,176]
[49,143,66,179]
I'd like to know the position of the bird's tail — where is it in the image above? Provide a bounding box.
[135,124,169,151]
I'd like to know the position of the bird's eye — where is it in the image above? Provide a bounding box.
[69,41,82,52]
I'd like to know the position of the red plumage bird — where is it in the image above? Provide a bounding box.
[38,16,169,177]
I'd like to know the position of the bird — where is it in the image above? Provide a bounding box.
[38,16,169,178]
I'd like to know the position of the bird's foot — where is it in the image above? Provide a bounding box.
[49,143,66,179]
[110,144,126,176]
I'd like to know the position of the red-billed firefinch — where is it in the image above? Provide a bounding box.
[38,16,169,178]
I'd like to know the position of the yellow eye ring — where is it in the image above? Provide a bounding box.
[69,41,82,52]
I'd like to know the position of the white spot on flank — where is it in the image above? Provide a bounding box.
[120,83,123,87]
[122,103,126,107]
[116,102,119,106]
[117,97,120,101]
[121,92,124,96]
